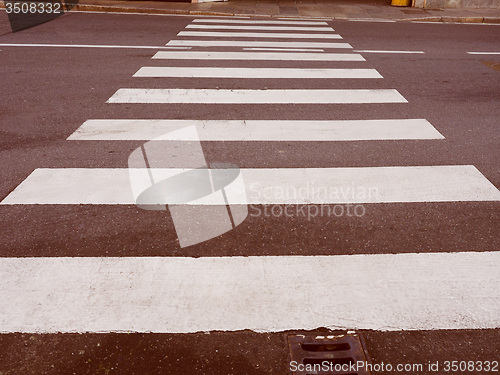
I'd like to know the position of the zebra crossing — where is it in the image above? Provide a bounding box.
[1,17,500,334]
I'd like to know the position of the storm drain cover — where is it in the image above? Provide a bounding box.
[481,61,500,71]
[288,332,371,375]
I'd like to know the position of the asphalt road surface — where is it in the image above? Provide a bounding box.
[0,10,499,374]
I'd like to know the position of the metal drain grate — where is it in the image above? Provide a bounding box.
[481,61,500,71]
[288,331,371,375]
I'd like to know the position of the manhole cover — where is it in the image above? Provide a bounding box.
[481,61,500,71]
[288,331,371,375]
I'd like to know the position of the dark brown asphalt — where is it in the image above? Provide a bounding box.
[0,11,499,375]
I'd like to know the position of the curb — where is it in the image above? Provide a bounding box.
[1,3,500,23]
[401,15,500,23]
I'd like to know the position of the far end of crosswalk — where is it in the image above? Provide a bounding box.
[185,24,335,31]
[176,31,343,39]
[132,67,383,79]
[191,19,329,25]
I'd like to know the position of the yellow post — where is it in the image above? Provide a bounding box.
[391,0,411,5]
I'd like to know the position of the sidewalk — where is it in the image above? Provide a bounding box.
[71,0,500,23]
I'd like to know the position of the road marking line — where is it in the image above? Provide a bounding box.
[277,17,330,21]
[242,47,325,52]
[186,24,335,31]
[353,50,425,54]
[0,43,193,50]
[2,166,498,205]
[177,31,343,39]
[467,52,500,55]
[1,252,500,332]
[438,22,494,25]
[152,51,364,61]
[106,89,407,104]
[192,19,329,25]
[67,119,444,141]
[133,67,382,79]
[166,40,352,48]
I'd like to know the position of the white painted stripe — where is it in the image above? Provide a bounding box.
[467,52,500,55]
[0,43,192,50]
[194,16,251,19]
[68,119,444,141]
[2,166,498,205]
[192,19,328,25]
[152,51,364,61]
[435,22,492,25]
[186,24,335,31]
[1,252,500,333]
[106,89,406,104]
[242,48,325,52]
[167,40,352,48]
[63,10,218,17]
[133,67,382,79]
[177,31,343,39]
[353,50,425,54]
